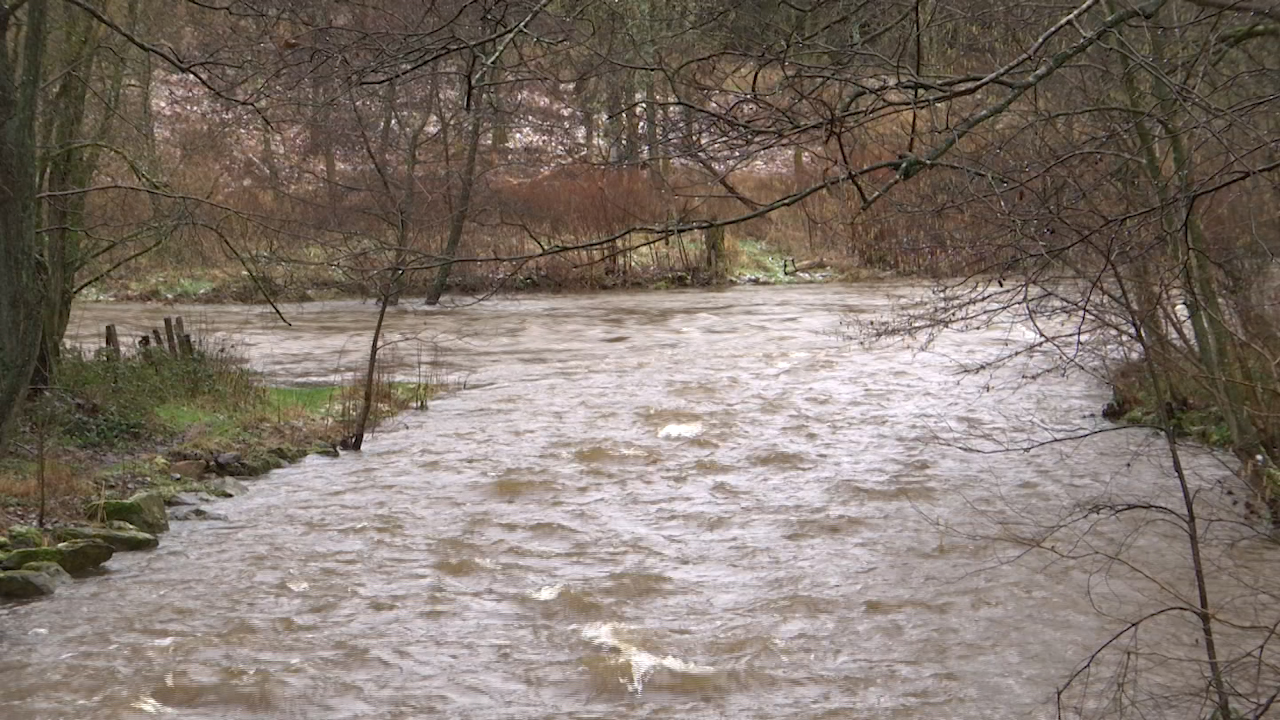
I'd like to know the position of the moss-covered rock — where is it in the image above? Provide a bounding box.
[55,539,115,573]
[21,561,72,587]
[7,525,45,549]
[1,540,114,574]
[1,547,62,570]
[240,453,286,476]
[54,526,158,552]
[0,570,57,598]
[86,490,169,534]
[0,536,10,552]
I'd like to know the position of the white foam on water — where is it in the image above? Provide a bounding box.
[579,622,715,694]
[130,693,174,714]
[528,584,564,600]
[658,422,703,439]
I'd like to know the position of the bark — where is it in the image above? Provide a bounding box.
[32,3,100,389]
[348,290,391,451]
[425,90,485,305]
[0,0,49,447]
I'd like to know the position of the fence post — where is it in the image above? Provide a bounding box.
[104,324,121,360]
[163,317,178,355]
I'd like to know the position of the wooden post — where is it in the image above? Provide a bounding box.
[173,316,186,341]
[163,317,178,355]
[151,328,164,348]
[179,334,194,357]
[104,324,120,360]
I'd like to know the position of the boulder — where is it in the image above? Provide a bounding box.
[86,490,169,534]
[214,452,243,474]
[21,561,72,587]
[0,570,57,598]
[0,536,10,552]
[1,547,62,570]
[54,539,115,573]
[7,525,44,549]
[169,459,207,479]
[1,540,114,574]
[107,520,139,531]
[54,526,158,552]
[169,506,229,522]
[240,454,286,476]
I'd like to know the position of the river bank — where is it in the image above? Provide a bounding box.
[80,237,879,304]
[0,341,434,574]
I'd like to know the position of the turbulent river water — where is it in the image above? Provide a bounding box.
[2,284,1271,719]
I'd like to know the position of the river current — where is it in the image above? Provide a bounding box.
[2,284,1272,719]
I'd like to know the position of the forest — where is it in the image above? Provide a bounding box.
[1,0,1279,716]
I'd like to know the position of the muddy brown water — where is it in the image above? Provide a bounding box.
[1,284,1271,719]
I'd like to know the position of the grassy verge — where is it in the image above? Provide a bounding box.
[0,344,435,531]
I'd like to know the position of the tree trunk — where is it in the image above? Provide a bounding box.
[348,291,391,451]
[425,95,485,305]
[0,0,50,448]
[33,4,100,389]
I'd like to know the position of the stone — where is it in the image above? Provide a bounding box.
[214,452,243,472]
[0,570,56,598]
[53,540,114,573]
[1,540,113,574]
[169,506,229,522]
[240,454,285,476]
[169,459,207,479]
[207,478,249,498]
[54,526,158,552]
[7,525,44,549]
[0,536,10,552]
[166,491,216,506]
[107,521,139,531]
[20,561,72,587]
[86,490,169,534]
[1,547,62,570]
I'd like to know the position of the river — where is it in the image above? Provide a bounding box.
[2,284,1272,719]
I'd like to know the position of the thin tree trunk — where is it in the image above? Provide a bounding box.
[348,290,391,451]
[425,97,485,305]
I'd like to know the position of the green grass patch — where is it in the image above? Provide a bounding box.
[268,386,342,416]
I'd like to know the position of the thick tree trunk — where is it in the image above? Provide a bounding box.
[0,0,50,447]
[33,6,99,389]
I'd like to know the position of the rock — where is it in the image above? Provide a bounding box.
[169,459,207,479]
[1,540,114,574]
[314,445,340,458]
[1,547,62,570]
[214,452,243,473]
[7,525,44,549]
[168,506,229,522]
[166,491,216,506]
[54,539,114,573]
[53,526,158,552]
[107,520,139,531]
[240,454,285,476]
[86,490,169,534]
[0,536,10,552]
[207,478,249,498]
[0,570,57,598]
[20,561,72,587]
